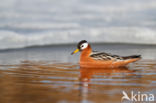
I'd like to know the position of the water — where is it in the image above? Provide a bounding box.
[0,44,156,103]
[0,0,156,49]
[0,43,156,64]
[0,59,155,103]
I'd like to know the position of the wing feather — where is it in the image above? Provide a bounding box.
[90,51,123,61]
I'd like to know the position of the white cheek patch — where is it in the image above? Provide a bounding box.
[81,43,88,50]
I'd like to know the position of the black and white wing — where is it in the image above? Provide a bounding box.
[89,51,123,61]
[90,51,141,61]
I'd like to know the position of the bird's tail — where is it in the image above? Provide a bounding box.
[122,55,141,64]
[123,55,141,60]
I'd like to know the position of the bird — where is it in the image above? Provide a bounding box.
[71,40,141,68]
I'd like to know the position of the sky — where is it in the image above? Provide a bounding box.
[0,0,156,49]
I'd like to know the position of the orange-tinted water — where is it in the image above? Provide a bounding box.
[0,60,155,103]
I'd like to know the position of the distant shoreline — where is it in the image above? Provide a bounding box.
[0,42,156,52]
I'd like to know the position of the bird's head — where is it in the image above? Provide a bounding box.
[71,40,89,55]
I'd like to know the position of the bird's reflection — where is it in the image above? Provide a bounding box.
[79,66,135,101]
[80,66,135,84]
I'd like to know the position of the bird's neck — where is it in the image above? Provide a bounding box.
[80,45,92,58]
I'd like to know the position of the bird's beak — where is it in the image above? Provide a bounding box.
[71,49,79,55]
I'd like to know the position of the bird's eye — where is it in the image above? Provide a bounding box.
[80,43,88,50]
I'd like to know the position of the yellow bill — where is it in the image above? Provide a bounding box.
[71,49,79,55]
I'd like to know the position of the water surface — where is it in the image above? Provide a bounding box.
[0,60,155,103]
[0,44,156,103]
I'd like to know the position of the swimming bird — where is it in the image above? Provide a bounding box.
[71,40,141,68]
